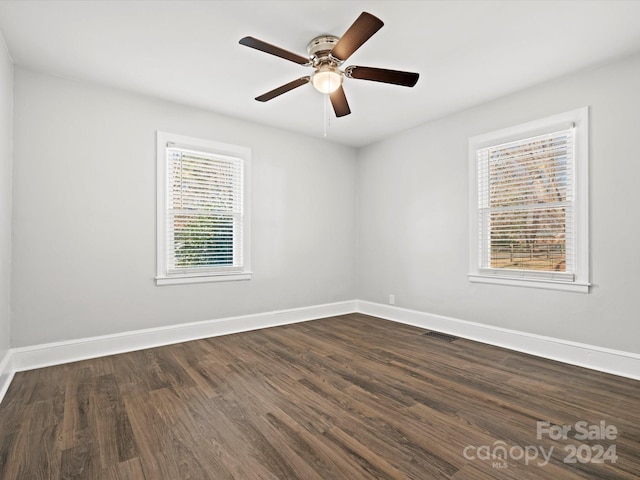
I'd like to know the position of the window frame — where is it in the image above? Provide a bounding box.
[156,131,251,286]
[468,107,589,293]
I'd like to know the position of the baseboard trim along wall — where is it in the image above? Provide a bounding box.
[357,300,640,381]
[1,299,638,405]
[9,301,357,373]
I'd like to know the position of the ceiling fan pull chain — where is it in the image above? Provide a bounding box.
[324,92,330,138]
[323,92,326,137]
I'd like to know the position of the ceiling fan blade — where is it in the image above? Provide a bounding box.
[255,77,311,102]
[346,66,419,87]
[330,86,351,117]
[239,36,310,65]
[330,12,383,62]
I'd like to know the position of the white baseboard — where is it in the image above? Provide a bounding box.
[357,300,640,381]
[2,299,637,407]
[9,300,357,373]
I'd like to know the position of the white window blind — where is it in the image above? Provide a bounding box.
[156,132,251,285]
[166,146,244,274]
[468,107,589,292]
[477,128,575,281]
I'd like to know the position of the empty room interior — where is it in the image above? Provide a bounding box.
[0,1,639,479]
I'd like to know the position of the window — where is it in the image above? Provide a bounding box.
[468,107,589,293]
[156,132,251,285]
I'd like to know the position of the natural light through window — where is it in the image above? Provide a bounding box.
[480,129,572,273]
[468,108,589,293]
[156,132,251,285]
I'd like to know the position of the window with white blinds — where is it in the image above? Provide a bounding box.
[478,129,574,279]
[156,132,251,285]
[468,108,589,293]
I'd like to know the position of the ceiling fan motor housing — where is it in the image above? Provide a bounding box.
[307,35,341,65]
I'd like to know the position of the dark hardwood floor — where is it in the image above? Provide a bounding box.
[0,313,638,479]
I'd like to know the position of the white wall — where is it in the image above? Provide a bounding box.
[9,53,640,357]
[11,68,357,347]
[357,53,640,354]
[0,33,12,361]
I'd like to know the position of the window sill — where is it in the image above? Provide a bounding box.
[156,272,252,286]
[468,274,590,293]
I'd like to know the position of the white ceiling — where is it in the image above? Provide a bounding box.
[1,1,639,147]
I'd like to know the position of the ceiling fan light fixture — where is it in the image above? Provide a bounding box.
[240,11,419,118]
[312,65,342,94]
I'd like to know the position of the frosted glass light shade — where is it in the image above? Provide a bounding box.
[312,66,342,93]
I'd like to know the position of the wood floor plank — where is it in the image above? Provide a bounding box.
[175,386,283,479]
[99,457,146,480]
[93,374,138,468]
[262,406,371,479]
[61,366,93,451]
[1,313,638,479]
[5,400,63,480]
[121,389,184,479]
[149,387,236,480]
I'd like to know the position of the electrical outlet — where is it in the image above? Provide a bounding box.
[389,294,395,305]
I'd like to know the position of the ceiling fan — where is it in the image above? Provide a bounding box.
[239,12,419,118]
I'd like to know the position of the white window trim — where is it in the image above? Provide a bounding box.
[468,107,589,293]
[156,131,251,286]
